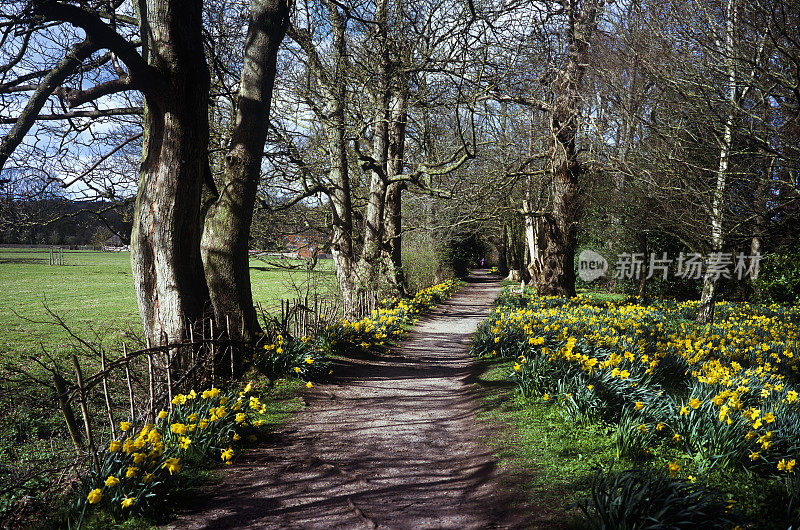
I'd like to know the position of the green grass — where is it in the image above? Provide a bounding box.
[475,358,607,528]
[0,249,336,361]
[0,248,335,527]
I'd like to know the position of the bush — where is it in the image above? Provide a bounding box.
[444,232,489,279]
[754,251,800,305]
[402,234,452,294]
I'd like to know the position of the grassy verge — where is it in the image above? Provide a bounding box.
[475,358,608,529]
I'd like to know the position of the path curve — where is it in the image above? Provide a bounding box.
[171,271,529,529]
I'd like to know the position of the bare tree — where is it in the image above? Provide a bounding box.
[1,0,290,356]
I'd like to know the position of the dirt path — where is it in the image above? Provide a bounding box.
[170,271,532,529]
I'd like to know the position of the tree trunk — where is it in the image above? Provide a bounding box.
[534,0,600,299]
[496,223,509,278]
[289,5,356,315]
[637,231,649,304]
[131,0,210,346]
[201,0,289,348]
[327,118,357,315]
[537,168,580,297]
[381,80,410,296]
[697,0,736,324]
[357,0,390,290]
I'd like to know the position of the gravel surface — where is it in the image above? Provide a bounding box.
[169,271,540,529]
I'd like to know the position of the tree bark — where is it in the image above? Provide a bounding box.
[637,231,649,304]
[357,0,390,289]
[288,5,358,315]
[130,0,211,346]
[535,0,600,298]
[498,222,509,278]
[697,0,736,324]
[201,0,290,347]
[381,78,410,296]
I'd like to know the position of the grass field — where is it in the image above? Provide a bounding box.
[0,248,337,361]
[0,248,337,526]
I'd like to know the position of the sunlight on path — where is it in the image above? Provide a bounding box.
[170,271,528,529]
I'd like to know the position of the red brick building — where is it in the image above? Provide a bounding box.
[283,230,327,259]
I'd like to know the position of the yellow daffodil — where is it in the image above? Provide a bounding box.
[162,457,182,475]
[171,423,188,435]
[667,462,680,477]
[87,489,102,504]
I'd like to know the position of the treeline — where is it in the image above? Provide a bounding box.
[0,199,132,247]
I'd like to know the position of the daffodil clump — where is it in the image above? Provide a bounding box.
[472,288,800,478]
[325,279,461,355]
[71,382,266,524]
[256,333,330,385]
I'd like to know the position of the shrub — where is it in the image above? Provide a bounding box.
[754,251,800,305]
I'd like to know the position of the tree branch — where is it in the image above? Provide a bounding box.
[477,90,552,112]
[0,39,96,172]
[56,76,134,108]
[28,0,162,97]
[0,106,144,124]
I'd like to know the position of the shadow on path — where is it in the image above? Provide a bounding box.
[170,271,548,529]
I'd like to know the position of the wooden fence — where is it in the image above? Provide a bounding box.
[50,290,378,474]
[52,316,254,471]
[275,290,378,337]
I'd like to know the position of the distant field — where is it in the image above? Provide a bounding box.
[0,248,337,360]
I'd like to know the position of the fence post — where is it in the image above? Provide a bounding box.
[146,339,155,421]
[163,332,173,410]
[123,344,135,423]
[189,325,196,390]
[226,315,234,379]
[100,348,116,438]
[210,320,216,386]
[53,371,84,452]
[314,295,319,335]
[71,354,99,475]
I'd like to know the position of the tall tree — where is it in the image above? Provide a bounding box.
[2,0,290,351]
